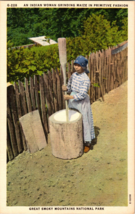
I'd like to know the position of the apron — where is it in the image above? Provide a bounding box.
[68,91,95,143]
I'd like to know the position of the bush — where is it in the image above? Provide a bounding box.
[7,14,127,83]
[7,44,60,82]
[66,14,126,60]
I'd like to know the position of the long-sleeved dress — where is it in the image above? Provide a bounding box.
[67,71,95,143]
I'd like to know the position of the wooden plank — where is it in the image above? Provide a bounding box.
[39,75,48,134]
[14,83,27,151]
[18,80,28,115]
[7,85,23,154]
[110,47,113,91]
[111,54,114,90]
[102,50,106,96]
[123,49,126,82]
[93,55,96,102]
[105,50,108,93]
[98,52,104,101]
[7,124,14,161]
[34,75,41,112]
[113,54,116,88]
[101,50,105,96]
[121,51,124,84]
[48,70,55,113]
[94,53,98,100]
[119,52,122,85]
[19,110,47,153]
[87,55,91,97]
[90,53,94,103]
[118,52,121,85]
[121,50,124,83]
[106,49,109,93]
[14,83,22,118]
[97,51,101,99]
[99,51,102,98]
[125,48,128,81]
[48,70,53,89]
[116,54,120,87]
[103,51,106,93]
[56,68,62,110]
[115,53,118,87]
[7,101,18,157]
[25,78,32,112]
[52,68,58,112]
[30,77,36,111]
[114,54,117,88]
[118,52,121,86]
[110,47,113,90]
[107,49,110,93]
[43,73,52,116]
[109,48,112,91]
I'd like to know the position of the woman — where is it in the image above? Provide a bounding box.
[62,55,95,153]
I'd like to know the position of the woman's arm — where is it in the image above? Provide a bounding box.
[64,95,74,100]
[62,75,72,92]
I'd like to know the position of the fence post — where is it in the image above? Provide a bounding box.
[39,75,48,135]
[34,75,41,113]
[25,78,32,112]
[7,124,14,161]
[48,70,55,113]
[18,80,28,115]
[7,85,23,154]
[30,77,36,111]
[56,68,62,110]
[7,100,18,157]
[52,68,58,112]
[43,73,52,116]
[14,82,27,151]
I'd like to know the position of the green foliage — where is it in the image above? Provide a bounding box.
[7,12,128,83]
[93,83,100,88]
[7,44,60,82]
[66,14,127,60]
[7,8,128,46]
[120,17,128,41]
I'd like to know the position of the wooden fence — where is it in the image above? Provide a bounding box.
[7,43,128,162]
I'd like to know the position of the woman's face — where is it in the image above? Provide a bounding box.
[74,63,84,73]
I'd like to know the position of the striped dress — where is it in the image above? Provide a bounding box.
[67,72,95,143]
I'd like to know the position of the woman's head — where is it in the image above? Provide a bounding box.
[74,56,89,74]
[74,63,84,73]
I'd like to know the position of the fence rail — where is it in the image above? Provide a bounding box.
[7,42,128,162]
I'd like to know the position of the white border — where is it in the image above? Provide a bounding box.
[0,2,134,214]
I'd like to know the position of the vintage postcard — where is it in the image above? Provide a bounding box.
[0,1,134,214]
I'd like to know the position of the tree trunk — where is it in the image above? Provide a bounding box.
[49,109,83,159]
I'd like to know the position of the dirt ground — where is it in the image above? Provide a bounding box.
[7,81,127,206]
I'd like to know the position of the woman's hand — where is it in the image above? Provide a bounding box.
[62,85,68,91]
[64,95,74,100]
